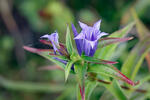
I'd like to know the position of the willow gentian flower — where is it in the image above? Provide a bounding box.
[40,32,69,65]
[41,32,59,54]
[23,20,139,96]
[72,20,108,56]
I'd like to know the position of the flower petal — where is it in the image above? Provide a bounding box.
[75,20,109,56]
[72,24,82,55]
[97,32,108,39]
[79,21,88,29]
[40,34,50,39]
[71,24,78,36]
[93,20,101,30]
[89,43,98,56]
[41,32,59,54]
[74,32,85,40]
[53,57,67,65]
[88,40,97,49]
[82,39,91,56]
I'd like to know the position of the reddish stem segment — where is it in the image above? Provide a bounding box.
[79,85,85,100]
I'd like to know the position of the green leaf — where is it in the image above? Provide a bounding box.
[134,74,150,89]
[81,55,118,64]
[131,8,150,74]
[93,22,135,100]
[40,52,66,69]
[88,64,137,86]
[23,46,66,69]
[66,25,74,55]
[99,80,127,100]
[85,80,97,100]
[65,61,74,81]
[95,22,135,60]
[98,37,133,48]
[131,8,150,40]
[121,36,150,80]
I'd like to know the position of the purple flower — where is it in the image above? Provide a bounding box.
[72,20,108,56]
[53,57,67,64]
[41,32,74,69]
[41,32,59,54]
[41,32,65,62]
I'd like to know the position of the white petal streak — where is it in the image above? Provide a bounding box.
[74,32,85,40]
[93,20,101,30]
[79,21,88,29]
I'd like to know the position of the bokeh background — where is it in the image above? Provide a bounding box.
[0,0,150,100]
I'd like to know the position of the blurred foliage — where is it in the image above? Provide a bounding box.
[0,0,150,100]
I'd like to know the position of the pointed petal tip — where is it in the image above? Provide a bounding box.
[74,32,85,40]
[71,23,74,27]
[101,32,109,35]
[78,21,88,29]
[93,20,102,29]
[40,34,49,39]
[71,23,79,37]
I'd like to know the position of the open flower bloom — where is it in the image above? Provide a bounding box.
[72,20,108,56]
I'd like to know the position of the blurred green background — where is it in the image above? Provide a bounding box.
[0,0,150,100]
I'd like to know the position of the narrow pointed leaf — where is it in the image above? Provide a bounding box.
[66,25,74,55]
[99,80,127,100]
[88,64,137,86]
[93,22,135,100]
[99,37,133,48]
[38,65,63,71]
[23,46,66,69]
[39,53,66,69]
[131,8,150,40]
[23,46,68,61]
[131,8,150,72]
[65,61,74,81]
[85,80,97,100]
[23,46,54,53]
[40,39,69,57]
[81,55,118,65]
[95,22,135,59]
[39,39,52,45]
[121,36,150,80]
